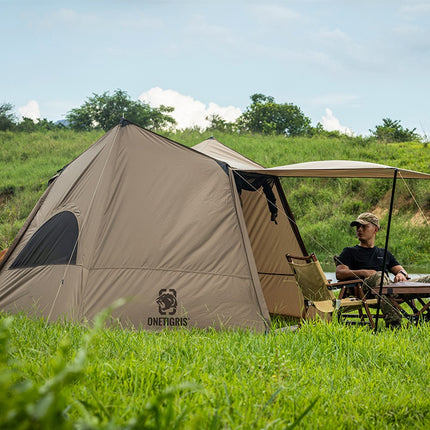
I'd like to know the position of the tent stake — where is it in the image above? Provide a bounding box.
[374,169,398,332]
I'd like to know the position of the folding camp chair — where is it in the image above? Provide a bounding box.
[286,253,378,328]
[0,248,7,263]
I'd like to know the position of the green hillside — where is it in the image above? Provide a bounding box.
[1,129,429,270]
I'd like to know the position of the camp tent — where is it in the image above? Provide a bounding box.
[193,137,309,317]
[0,122,308,331]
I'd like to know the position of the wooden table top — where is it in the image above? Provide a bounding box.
[371,282,430,295]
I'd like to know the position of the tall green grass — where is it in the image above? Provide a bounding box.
[1,129,429,268]
[2,312,430,429]
[0,130,102,249]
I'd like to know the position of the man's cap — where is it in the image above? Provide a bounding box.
[350,212,380,229]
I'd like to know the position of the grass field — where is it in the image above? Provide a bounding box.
[2,311,430,429]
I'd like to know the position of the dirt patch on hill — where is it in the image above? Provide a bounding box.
[371,190,430,225]
[372,207,389,219]
[373,186,430,213]
[409,211,430,226]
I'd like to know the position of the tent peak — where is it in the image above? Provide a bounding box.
[119,118,132,127]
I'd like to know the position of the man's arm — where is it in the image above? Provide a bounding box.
[390,264,409,282]
[336,264,376,281]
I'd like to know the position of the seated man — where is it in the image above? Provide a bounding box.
[335,212,429,328]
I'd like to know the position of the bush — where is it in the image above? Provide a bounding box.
[370,118,419,142]
[0,103,16,131]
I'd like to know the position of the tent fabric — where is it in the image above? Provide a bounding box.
[238,184,306,316]
[239,160,430,179]
[193,139,308,317]
[193,137,263,169]
[0,124,280,331]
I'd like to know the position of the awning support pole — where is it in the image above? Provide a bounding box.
[374,169,398,332]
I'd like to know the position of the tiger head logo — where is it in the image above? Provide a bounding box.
[156,289,177,315]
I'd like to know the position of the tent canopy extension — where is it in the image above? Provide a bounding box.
[239,159,430,179]
[0,124,308,331]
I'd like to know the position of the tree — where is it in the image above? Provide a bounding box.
[66,89,176,131]
[0,103,17,131]
[206,114,235,133]
[14,117,65,132]
[369,118,419,142]
[236,93,312,136]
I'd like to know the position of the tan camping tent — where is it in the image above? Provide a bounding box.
[193,138,308,317]
[0,122,308,331]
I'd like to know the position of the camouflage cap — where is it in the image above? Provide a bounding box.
[350,212,380,229]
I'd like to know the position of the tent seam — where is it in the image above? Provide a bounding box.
[84,265,253,280]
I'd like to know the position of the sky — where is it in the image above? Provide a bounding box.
[2,0,430,136]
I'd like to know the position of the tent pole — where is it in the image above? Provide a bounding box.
[374,169,398,332]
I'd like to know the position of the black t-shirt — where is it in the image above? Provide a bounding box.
[336,245,400,272]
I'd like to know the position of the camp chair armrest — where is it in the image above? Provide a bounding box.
[286,253,317,263]
[327,279,364,289]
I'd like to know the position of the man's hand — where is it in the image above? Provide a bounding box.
[394,271,408,283]
[392,265,408,283]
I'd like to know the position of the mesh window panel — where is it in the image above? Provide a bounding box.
[10,211,78,268]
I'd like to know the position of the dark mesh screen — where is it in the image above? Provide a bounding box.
[10,211,78,268]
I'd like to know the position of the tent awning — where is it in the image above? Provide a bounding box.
[193,138,264,170]
[193,139,430,179]
[236,160,430,179]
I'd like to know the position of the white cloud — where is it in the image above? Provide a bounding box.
[311,93,360,107]
[401,1,430,15]
[139,87,242,130]
[18,100,40,121]
[321,108,353,136]
[251,4,303,25]
[187,14,232,40]
[38,8,100,30]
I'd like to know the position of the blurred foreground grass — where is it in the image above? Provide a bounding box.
[1,311,430,429]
